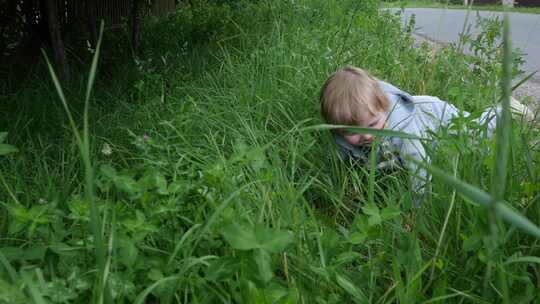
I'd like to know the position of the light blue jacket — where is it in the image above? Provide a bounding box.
[334,80,497,199]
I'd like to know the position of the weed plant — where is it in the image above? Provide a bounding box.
[1,0,540,303]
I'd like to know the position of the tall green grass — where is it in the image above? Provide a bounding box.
[1,0,540,302]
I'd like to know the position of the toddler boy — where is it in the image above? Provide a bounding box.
[319,66,534,200]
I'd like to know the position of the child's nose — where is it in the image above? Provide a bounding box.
[344,133,373,146]
[362,134,373,143]
[344,134,362,146]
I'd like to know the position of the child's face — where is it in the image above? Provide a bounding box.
[341,111,386,146]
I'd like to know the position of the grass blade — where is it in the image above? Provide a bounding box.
[42,20,110,304]
[134,276,180,304]
[85,21,104,106]
[21,271,48,304]
[492,13,512,203]
[0,251,19,283]
[503,256,540,265]
[414,160,540,239]
[41,51,83,149]
[511,70,537,93]
[428,156,459,288]
[304,124,424,140]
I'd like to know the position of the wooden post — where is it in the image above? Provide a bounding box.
[46,0,70,79]
[131,0,142,55]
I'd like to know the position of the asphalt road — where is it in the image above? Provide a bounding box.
[387,8,540,106]
[389,8,540,81]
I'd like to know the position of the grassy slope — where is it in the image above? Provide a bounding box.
[1,0,540,303]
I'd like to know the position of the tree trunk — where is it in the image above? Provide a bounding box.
[86,0,98,48]
[0,0,19,53]
[58,0,67,26]
[46,0,70,79]
[23,0,36,28]
[22,0,37,37]
[131,0,142,55]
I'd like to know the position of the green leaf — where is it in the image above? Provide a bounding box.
[221,223,258,251]
[349,232,367,245]
[350,216,372,244]
[361,203,379,217]
[254,224,294,253]
[0,144,18,156]
[44,278,77,302]
[115,175,139,195]
[254,249,273,284]
[100,164,117,179]
[265,283,297,304]
[221,223,293,253]
[7,215,26,235]
[205,257,240,281]
[335,273,368,303]
[49,243,78,258]
[167,180,186,194]
[0,246,46,262]
[462,234,482,252]
[247,148,268,172]
[0,132,7,143]
[381,205,400,220]
[0,278,27,304]
[362,204,381,226]
[154,173,168,195]
[118,242,138,268]
[240,279,264,303]
[147,268,164,281]
[335,252,363,265]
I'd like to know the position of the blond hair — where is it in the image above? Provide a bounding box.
[320,66,389,126]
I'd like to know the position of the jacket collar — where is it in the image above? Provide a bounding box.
[377,80,415,112]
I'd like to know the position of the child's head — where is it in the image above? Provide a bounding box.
[319,66,389,145]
